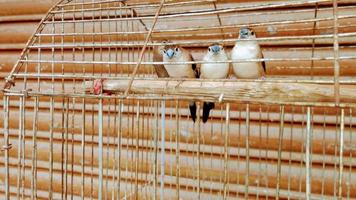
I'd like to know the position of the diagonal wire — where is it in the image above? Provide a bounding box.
[124,0,165,96]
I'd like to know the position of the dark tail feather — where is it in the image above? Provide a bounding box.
[189,102,197,123]
[202,102,215,123]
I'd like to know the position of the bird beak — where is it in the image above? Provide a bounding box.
[211,45,220,54]
[239,28,249,39]
[166,49,174,59]
[239,33,248,39]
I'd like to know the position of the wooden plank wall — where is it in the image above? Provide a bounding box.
[1,0,356,199]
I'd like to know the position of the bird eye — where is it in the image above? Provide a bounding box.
[175,47,179,52]
[251,31,255,35]
[208,47,211,52]
[163,50,166,54]
[221,47,224,50]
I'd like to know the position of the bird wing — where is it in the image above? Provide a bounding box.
[260,51,266,73]
[190,53,200,78]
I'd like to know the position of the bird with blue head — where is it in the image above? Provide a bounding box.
[160,43,199,122]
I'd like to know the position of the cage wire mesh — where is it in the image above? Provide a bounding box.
[1,0,356,199]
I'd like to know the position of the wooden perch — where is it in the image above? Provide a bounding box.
[84,79,356,104]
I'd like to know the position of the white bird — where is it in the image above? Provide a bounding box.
[161,44,199,122]
[231,27,266,79]
[161,45,198,78]
[200,43,229,123]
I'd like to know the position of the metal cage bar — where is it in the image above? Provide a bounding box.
[1,0,356,199]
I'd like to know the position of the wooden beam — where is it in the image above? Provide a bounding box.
[84,79,356,105]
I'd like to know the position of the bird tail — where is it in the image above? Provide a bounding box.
[202,102,215,123]
[189,101,197,123]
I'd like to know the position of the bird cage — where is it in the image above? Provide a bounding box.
[1,0,356,199]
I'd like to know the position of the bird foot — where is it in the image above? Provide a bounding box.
[260,76,266,80]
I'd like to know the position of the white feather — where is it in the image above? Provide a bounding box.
[163,50,196,78]
[201,50,229,79]
[231,40,264,79]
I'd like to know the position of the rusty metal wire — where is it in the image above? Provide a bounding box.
[1,0,355,200]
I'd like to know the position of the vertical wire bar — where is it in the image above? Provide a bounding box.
[111,29,117,195]
[223,103,230,199]
[115,2,119,76]
[18,96,26,198]
[97,6,106,196]
[105,97,111,200]
[71,99,75,199]
[22,32,28,197]
[131,8,136,79]
[209,108,215,196]
[299,107,306,194]
[61,96,64,200]
[332,0,340,104]
[333,110,339,198]
[81,98,86,199]
[160,100,166,199]
[49,9,55,200]
[197,103,201,200]
[98,98,104,200]
[148,102,154,196]
[305,107,312,200]
[51,13,55,94]
[70,4,76,197]
[117,100,123,199]
[31,97,39,200]
[107,3,112,78]
[106,5,113,196]
[127,100,132,196]
[287,106,295,199]
[135,101,140,199]
[321,108,327,197]
[276,105,285,199]
[154,101,159,200]
[65,98,69,200]
[99,0,103,78]
[119,2,123,76]
[142,101,147,195]
[257,105,262,199]
[337,109,345,199]
[145,102,150,195]
[141,102,146,196]
[60,4,66,199]
[219,105,224,196]
[90,1,95,198]
[168,103,173,192]
[236,105,242,198]
[265,106,271,199]
[125,6,129,77]
[21,96,26,199]
[175,100,180,199]
[3,96,10,200]
[80,4,86,192]
[81,0,85,80]
[310,3,319,80]
[49,96,55,199]
[37,26,41,92]
[130,100,135,196]
[346,108,352,199]
[245,104,250,199]
[16,97,23,199]
[90,100,94,199]
[112,99,118,200]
